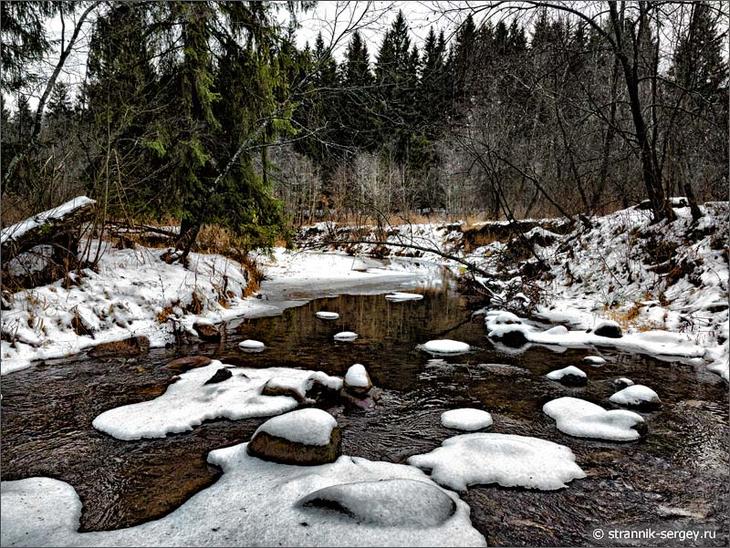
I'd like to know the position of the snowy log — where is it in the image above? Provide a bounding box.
[1,197,96,262]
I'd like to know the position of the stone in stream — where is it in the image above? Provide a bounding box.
[592,320,623,338]
[88,335,150,358]
[193,321,221,342]
[247,409,341,465]
[545,366,587,387]
[204,368,232,385]
[343,364,372,396]
[543,397,647,441]
[609,385,661,410]
[166,355,212,372]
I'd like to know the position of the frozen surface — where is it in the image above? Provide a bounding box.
[385,292,424,302]
[1,444,486,547]
[609,385,660,407]
[440,408,493,431]
[419,339,470,355]
[254,409,337,446]
[408,433,586,491]
[92,361,343,440]
[334,331,358,341]
[546,366,587,380]
[344,363,371,389]
[543,397,645,441]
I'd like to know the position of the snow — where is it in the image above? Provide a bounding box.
[92,361,343,440]
[385,292,424,302]
[334,331,358,341]
[616,377,635,387]
[543,397,645,441]
[0,196,96,245]
[239,339,265,351]
[344,363,370,389]
[609,385,661,407]
[315,311,340,320]
[419,339,471,355]
[1,444,486,547]
[546,366,587,381]
[408,433,586,491]
[440,408,493,431]
[583,356,607,365]
[253,408,337,446]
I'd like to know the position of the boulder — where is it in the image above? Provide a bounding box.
[492,328,528,347]
[343,364,372,396]
[247,409,342,465]
[593,320,623,338]
[166,355,212,372]
[204,368,232,385]
[89,335,150,358]
[546,366,587,387]
[194,322,221,342]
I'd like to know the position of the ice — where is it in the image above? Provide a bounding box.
[419,339,470,355]
[1,444,486,547]
[441,408,493,431]
[344,363,370,389]
[408,433,586,491]
[254,408,337,446]
[239,339,265,351]
[385,292,424,302]
[543,397,645,441]
[334,331,358,341]
[546,366,587,380]
[92,361,343,440]
[609,385,660,407]
[315,311,340,320]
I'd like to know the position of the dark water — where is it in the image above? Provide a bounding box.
[1,285,728,546]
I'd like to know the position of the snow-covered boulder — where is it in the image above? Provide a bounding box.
[247,409,341,465]
[613,377,634,389]
[297,479,456,527]
[583,355,606,366]
[593,320,622,338]
[408,433,586,491]
[419,339,470,355]
[239,339,265,352]
[441,408,493,431]
[546,366,587,386]
[334,331,358,342]
[484,310,523,331]
[385,292,424,302]
[609,385,661,409]
[543,397,646,441]
[344,363,372,396]
[315,311,339,320]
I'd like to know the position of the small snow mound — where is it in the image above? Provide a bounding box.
[593,319,623,338]
[239,339,265,351]
[297,479,456,527]
[484,310,523,331]
[543,397,645,441]
[408,433,586,491]
[385,292,424,302]
[254,408,337,446]
[544,325,569,335]
[420,339,470,355]
[344,363,372,393]
[583,355,606,365]
[315,311,339,320]
[441,408,493,431]
[609,385,660,407]
[334,331,358,342]
[546,366,587,382]
[614,377,634,389]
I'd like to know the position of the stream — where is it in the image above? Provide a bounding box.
[1,272,727,546]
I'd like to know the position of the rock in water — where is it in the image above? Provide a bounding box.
[194,322,221,342]
[543,397,646,441]
[315,311,339,320]
[344,363,372,396]
[204,368,232,385]
[334,331,358,342]
[297,479,456,527]
[609,385,661,410]
[166,355,212,372]
[420,339,471,355]
[593,320,622,338]
[89,335,150,358]
[441,409,493,431]
[247,409,341,465]
[546,366,588,386]
[583,355,607,366]
[385,292,424,302]
[613,377,634,389]
[239,339,265,352]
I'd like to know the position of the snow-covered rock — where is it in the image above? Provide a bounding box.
[546,366,587,386]
[1,444,486,547]
[334,331,358,342]
[543,397,646,441]
[315,311,339,320]
[239,339,265,352]
[92,361,343,440]
[613,377,634,389]
[385,292,424,302]
[593,319,623,338]
[408,433,586,491]
[609,385,661,409]
[440,408,493,431]
[247,409,341,465]
[419,339,470,355]
[583,355,607,366]
[344,363,372,395]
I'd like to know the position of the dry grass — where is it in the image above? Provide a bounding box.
[603,301,662,332]
[241,254,264,297]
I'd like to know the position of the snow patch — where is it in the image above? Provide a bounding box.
[543,397,645,441]
[419,339,470,355]
[441,409,493,431]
